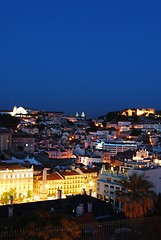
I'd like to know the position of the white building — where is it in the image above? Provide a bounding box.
[96,140,137,156]
[97,166,127,211]
[97,163,161,212]
[79,156,102,166]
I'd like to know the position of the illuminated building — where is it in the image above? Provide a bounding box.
[0,165,33,200]
[121,108,154,116]
[97,161,161,212]
[97,165,127,211]
[33,168,98,200]
[0,106,39,117]
[96,139,137,156]
[12,106,27,116]
[33,171,64,200]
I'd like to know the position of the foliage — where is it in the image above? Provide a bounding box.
[0,188,25,205]
[26,189,32,199]
[106,111,120,121]
[154,193,161,216]
[60,218,80,240]
[117,173,156,219]
[35,123,45,131]
[0,114,20,129]
[7,210,80,240]
[0,188,16,204]
[141,133,150,144]
[130,128,141,136]
[155,110,161,116]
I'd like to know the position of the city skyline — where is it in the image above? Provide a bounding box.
[1,0,161,117]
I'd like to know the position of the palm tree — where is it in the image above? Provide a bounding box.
[117,172,156,218]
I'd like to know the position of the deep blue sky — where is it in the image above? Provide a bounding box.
[0,0,161,117]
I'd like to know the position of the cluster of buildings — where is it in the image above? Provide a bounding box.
[0,106,161,213]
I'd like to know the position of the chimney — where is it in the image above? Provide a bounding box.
[50,207,55,214]
[82,188,86,195]
[88,203,92,213]
[76,203,84,217]
[89,189,92,196]
[8,195,13,217]
[9,195,13,205]
[57,189,62,199]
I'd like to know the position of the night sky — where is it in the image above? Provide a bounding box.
[1,0,161,117]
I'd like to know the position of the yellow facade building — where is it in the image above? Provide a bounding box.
[33,168,99,200]
[0,165,33,202]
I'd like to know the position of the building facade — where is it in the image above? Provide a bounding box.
[33,168,98,200]
[97,166,127,211]
[0,165,33,202]
[96,140,137,156]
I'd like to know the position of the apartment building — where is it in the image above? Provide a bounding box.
[33,168,98,200]
[0,165,33,201]
[97,166,127,211]
[96,139,137,156]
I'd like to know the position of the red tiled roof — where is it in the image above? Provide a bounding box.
[36,172,64,181]
[47,172,64,180]
[61,171,80,176]
[79,168,99,174]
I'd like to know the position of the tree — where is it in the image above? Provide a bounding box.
[0,114,20,129]
[117,173,156,218]
[106,111,119,121]
[26,189,32,199]
[0,188,17,204]
[130,128,141,136]
[154,193,161,216]
[0,191,10,205]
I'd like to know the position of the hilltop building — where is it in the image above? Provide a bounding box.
[121,108,154,116]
